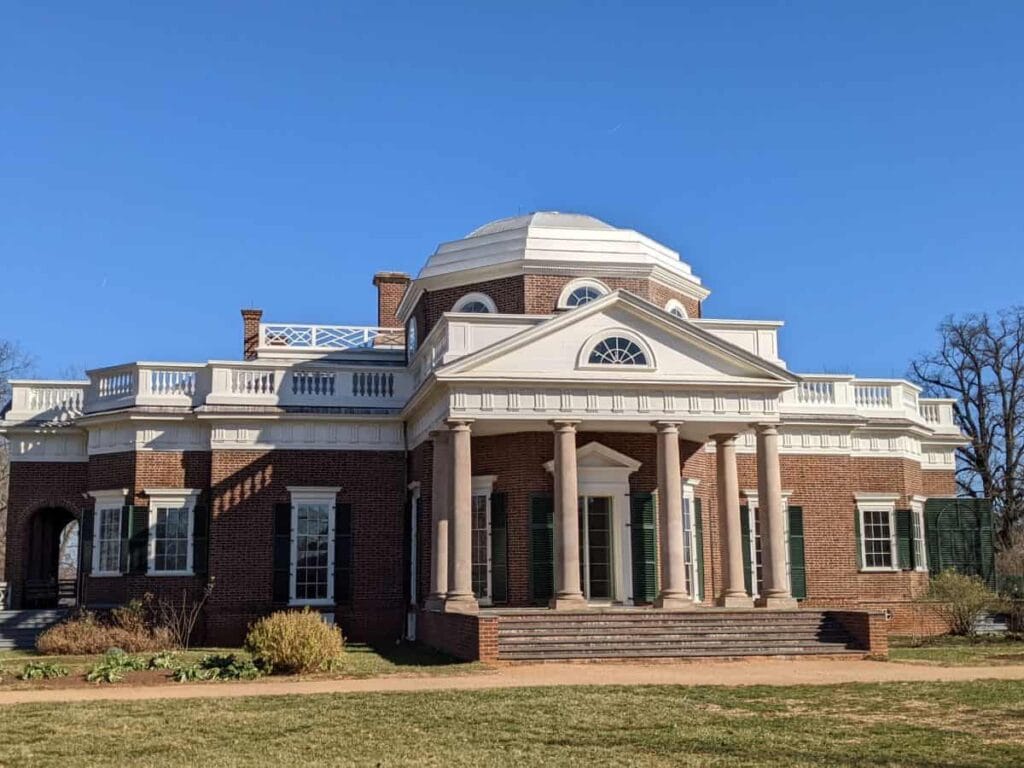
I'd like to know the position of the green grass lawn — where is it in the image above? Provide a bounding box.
[0,643,483,686]
[890,634,1024,666]
[0,681,1022,766]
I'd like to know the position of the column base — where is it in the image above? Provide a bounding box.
[442,594,479,615]
[717,594,754,608]
[423,595,446,613]
[654,593,698,611]
[755,595,799,609]
[549,594,589,611]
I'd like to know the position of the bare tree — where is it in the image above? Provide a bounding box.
[910,307,1024,549]
[0,339,36,577]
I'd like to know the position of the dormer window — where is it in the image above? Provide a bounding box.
[453,293,497,313]
[665,299,688,319]
[558,278,610,310]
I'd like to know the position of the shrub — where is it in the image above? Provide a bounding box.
[173,653,262,682]
[921,570,1000,636]
[245,608,344,674]
[36,611,174,655]
[20,661,69,681]
[149,651,180,670]
[86,649,148,684]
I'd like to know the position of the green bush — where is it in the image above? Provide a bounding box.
[245,608,344,674]
[86,649,148,684]
[20,661,70,681]
[173,654,262,682]
[36,610,174,655]
[921,570,1000,636]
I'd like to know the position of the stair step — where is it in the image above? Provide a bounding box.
[499,647,864,660]
[498,633,852,646]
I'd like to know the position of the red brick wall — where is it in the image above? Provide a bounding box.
[417,610,498,662]
[373,272,411,328]
[923,469,956,497]
[206,449,407,645]
[410,274,702,338]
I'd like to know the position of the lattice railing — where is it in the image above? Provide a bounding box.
[261,324,404,350]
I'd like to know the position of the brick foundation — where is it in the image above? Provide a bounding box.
[418,610,499,662]
[829,610,889,657]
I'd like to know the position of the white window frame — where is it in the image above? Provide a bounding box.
[87,489,128,577]
[577,328,656,371]
[682,479,702,602]
[855,493,899,572]
[664,299,689,319]
[143,488,200,576]
[452,292,497,313]
[910,495,929,572]
[407,317,418,356]
[557,278,610,309]
[287,486,340,607]
[740,491,792,597]
[470,475,496,605]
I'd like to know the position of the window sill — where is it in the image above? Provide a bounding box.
[148,570,195,577]
[859,567,899,573]
[90,572,123,578]
[289,599,335,608]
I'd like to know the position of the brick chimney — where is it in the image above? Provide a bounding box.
[372,272,411,328]
[241,308,263,360]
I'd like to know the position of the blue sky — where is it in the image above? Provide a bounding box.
[2,2,1022,379]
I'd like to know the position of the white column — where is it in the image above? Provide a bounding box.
[715,434,753,607]
[443,419,478,614]
[424,429,449,611]
[654,422,695,610]
[755,423,797,608]
[550,420,587,610]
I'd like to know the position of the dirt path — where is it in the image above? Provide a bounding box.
[2,658,1024,706]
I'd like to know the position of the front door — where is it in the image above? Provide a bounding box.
[578,496,613,601]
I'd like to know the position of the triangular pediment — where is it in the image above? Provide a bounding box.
[542,442,642,474]
[437,291,797,386]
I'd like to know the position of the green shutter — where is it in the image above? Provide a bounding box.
[79,509,95,576]
[694,499,705,603]
[272,502,292,605]
[630,492,657,604]
[529,494,554,604]
[924,498,995,588]
[192,503,210,577]
[128,506,147,574]
[854,507,863,570]
[334,503,353,606]
[895,509,913,571]
[490,492,508,604]
[740,505,752,596]
[787,506,807,599]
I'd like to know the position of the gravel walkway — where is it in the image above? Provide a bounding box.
[2,658,1023,706]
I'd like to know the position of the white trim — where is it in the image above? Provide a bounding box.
[452,292,498,313]
[557,278,611,309]
[143,489,201,576]
[409,483,421,609]
[664,299,689,319]
[470,475,497,605]
[88,489,129,577]
[910,497,928,572]
[287,487,339,607]
[856,496,899,572]
[739,490,793,597]
[682,481,701,602]
[407,316,419,356]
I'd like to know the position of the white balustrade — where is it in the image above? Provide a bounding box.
[352,371,395,399]
[230,368,277,396]
[147,368,196,397]
[290,370,336,397]
[260,323,404,351]
[795,379,835,406]
[96,369,136,401]
[853,384,893,409]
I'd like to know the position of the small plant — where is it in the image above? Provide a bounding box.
[149,651,180,670]
[147,580,214,650]
[173,654,262,682]
[920,570,1000,636]
[245,608,345,674]
[86,649,148,684]
[19,661,69,681]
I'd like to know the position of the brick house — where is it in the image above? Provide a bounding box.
[0,212,967,656]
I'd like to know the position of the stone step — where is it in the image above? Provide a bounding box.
[498,636,853,651]
[498,631,852,646]
[499,646,864,660]
[496,610,825,621]
[0,610,68,650]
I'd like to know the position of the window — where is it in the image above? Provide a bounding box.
[741,494,792,597]
[557,278,610,309]
[588,337,648,365]
[665,299,688,319]
[88,489,127,576]
[144,489,199,575]
[287,487,339,605]
[682,482,701,601]
[96,508,123,575]
[470,476,496,603]
[453,292,497,313]
[407,317,418,355]
[861,508,896,570]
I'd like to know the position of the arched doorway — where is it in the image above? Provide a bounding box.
[24,508,79,608]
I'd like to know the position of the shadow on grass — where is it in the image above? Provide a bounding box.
[357,641,468,668]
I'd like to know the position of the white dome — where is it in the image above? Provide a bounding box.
[466,212,617,238]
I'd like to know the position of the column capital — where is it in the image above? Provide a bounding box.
[428,428,449,440]
[549,419,580,432]
[444,419,474,432]
[755,422,781,436]
[652,420,683,433]
[711,433,738,446]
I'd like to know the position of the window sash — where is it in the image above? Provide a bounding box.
[150,506,193,573]
[293,502,332,603]
[861,508,896,570]
[471,494,491,601]
[94,508,122,575]
[911,507,928,571]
